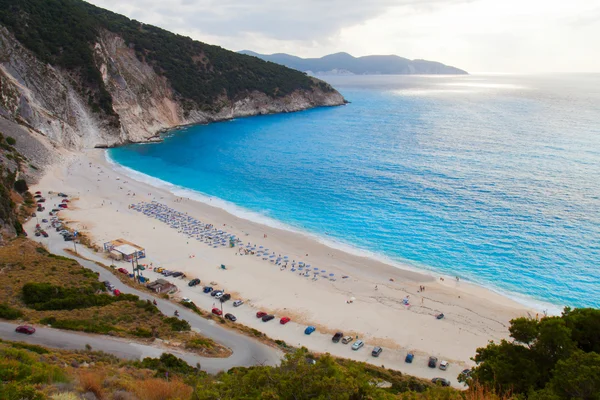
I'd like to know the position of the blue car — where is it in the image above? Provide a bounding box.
[304,326,316,335]
[203,286,213,293]
[405,353,414,363]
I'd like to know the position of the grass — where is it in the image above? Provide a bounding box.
[0,238,230,358]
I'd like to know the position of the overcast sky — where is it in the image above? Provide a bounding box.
[87,0,600,73]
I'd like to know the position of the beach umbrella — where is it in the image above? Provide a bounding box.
[283,256,289,259]
[321,270,326,274]
[270,255,275,258]
[259,246,264,249]
[313,267,319,271]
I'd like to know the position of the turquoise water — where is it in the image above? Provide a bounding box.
[110,74,600,309]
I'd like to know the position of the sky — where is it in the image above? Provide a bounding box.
[87,0,600,73]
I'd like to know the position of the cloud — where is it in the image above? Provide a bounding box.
[88,0,467,41]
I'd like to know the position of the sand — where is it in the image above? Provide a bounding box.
[30,149,535,384]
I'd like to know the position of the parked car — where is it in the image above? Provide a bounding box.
[304,326,316,335]
[113,289,121,296]
[405,353,414,363]
[41,219,48,223]
[372,346,383,357]
[63,235,74,241]
[107,284,115,291]
[58,204,67,208]
[162,270,173,276]
[171,272,183,278]
[203,286,213,293]
[280,317,291,324]
[41,231,48,237]
[341,336,353,344]
[439,360,449,371]
[155,267,165,273]
[256,311,267,318]
[103,281,111,288]
[35,231,41,237]
[262,314,275,322]
[428,357,438,368]
[352,340,365,350]
[225,313,237,322]
[332,332,343,343]
[431,378,451,387]
[182,298,191,303]
[58,192,68,197]
[188,278,201,287]
[212,308,222,316]
[460,369,472,378]
[117,268,129,274]
[233,300,244,307]
[220,293,231,302]
[214,292,224,299]
[210,290,222,297]
[15,325,36,334]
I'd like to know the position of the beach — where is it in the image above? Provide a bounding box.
[31,148,535,383]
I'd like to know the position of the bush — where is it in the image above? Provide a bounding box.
[0,303,23,320]
[40,318,118,334]
[185,338,214,350]
[5,136,16,146]
[163,317,191,332]
[139,353,197,376]
[130,327,152,338]
[13,179,28,193]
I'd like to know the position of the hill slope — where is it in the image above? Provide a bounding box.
[239,51,468,75]
[0,0,344,149]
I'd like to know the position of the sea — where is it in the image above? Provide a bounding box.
[109,74,600,311]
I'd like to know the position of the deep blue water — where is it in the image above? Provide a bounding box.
[110,74,600,309]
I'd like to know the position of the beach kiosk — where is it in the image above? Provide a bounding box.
[104,238,146,262]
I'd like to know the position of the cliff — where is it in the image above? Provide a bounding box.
[0,0,345,152]
[239,51,468,75]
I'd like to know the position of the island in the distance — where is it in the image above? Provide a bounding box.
[239,50,468,75]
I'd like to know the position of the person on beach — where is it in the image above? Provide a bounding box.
[375,285,378,291]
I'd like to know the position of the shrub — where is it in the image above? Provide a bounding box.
[185,338,214,350]
[0,303,23,320]
[130,327,152,338]
[13,179,28,193]
[79,371,104,399]
[133,378,192,400]
[5,136,16,146]
[163,317,191,332]
[139,353,197,376]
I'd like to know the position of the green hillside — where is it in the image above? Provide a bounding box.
[0,0,330,122]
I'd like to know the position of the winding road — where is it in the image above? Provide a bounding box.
[3,218,283,373]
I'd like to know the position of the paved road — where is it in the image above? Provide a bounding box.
[7,217,283,373]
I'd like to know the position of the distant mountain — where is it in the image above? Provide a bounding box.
[239,51,467,75]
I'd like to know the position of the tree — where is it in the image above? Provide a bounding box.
[5,136,16,146]
[509,317,539,346]
[13,179,28,193]
[545,350,600,400]
[563,308,600,353]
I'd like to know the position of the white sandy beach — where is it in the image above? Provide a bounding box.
[30,149,535,384]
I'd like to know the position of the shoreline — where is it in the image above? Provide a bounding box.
[31,148,537,382]
[105,150,562,315]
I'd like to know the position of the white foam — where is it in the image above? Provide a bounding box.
[105,151,565,314]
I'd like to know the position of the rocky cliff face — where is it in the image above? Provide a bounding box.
[0,26,345,150]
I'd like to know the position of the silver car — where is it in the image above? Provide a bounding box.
[233,300,244,307]
[351,340,364,350]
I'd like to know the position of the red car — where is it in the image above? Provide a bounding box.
[256,311,267,318]
[280,317,291,325]
[117,268,129,274]
[58,204,68,208]
[15,325,36,334]
[113,289,121,296]
[41,231,48,238]
[62,199,70,203]
[212,308,222,316]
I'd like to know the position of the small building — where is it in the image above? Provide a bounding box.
[146,279,177,294]
[103,238,146,262]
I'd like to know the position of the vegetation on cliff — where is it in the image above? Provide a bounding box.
[0,0,333,121]
[0,239,229,356]
[0,132,30,236]
[466,308,600,399]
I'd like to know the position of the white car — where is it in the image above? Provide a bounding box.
[351,340,364,350]
[182,298,191,303]
[439,360,449,371]
[233,300,244,307]
[215,292,224,299]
